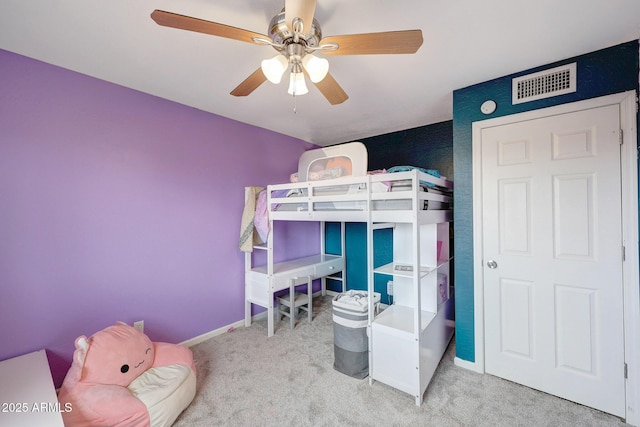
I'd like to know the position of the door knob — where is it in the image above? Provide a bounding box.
[487,260,498,269]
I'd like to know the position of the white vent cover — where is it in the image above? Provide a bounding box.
[512,63,576,104]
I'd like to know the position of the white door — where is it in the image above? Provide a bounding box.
[481,104,625,416]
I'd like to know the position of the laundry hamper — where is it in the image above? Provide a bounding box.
[332,290,380,379]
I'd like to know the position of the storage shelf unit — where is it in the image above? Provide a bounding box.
[369,196,454,405]
[374,263,435,278]
[371,304,437,336]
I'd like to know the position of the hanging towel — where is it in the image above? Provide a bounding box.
[239,186,264,252]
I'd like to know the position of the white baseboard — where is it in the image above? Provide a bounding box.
[180,290,332,347]
[179,310,274,347]
[179,319,246,347]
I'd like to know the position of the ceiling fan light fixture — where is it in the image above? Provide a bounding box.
[151,6,422,105]
[261,54,288,84]
[287,64,308,96]
[302,54,329,83]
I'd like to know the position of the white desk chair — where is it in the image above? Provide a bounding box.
[277,275,313,330]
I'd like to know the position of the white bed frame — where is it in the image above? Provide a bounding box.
[243,143,454,404]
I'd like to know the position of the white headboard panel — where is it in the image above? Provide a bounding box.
[298,142,368,182]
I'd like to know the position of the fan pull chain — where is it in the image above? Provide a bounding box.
[293,94,297,114]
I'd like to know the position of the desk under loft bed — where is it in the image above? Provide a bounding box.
[243,142,454,404]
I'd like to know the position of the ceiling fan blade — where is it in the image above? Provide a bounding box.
[313,73,348,105]
[320,30,423,55]
[285,0,317,33]
[151,10,268,44]
[230,68,268,97]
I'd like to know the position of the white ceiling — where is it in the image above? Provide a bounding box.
[1,0,639,146]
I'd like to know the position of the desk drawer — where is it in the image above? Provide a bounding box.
[315,257,344,277]
[272,266,315,290]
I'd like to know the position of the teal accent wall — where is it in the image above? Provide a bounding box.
[326,122,454,305]
[453,40,639,362]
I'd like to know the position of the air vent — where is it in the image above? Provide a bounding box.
[512,63,576,104]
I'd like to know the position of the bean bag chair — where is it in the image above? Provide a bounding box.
[57,322,196,427]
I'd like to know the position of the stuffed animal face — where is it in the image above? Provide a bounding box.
[75,323,155,387]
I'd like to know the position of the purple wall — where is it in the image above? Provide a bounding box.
[0,49,318,386]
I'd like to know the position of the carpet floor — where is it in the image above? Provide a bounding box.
[173,296,627,426]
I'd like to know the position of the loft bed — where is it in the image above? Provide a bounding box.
[243,142,453,404]
[268,170,452,223]
[267,142,452,223]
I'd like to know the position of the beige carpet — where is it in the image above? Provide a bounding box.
[174,296,627,426]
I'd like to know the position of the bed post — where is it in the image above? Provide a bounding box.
[243,187,251,328]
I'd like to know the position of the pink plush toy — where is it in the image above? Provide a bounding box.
[57,322,196,427]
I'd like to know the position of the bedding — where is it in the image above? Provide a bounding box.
[243,143,451,236]
[270,142,451,213]
[269,167,450,214]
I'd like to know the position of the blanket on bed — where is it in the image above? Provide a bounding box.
[239,186,265,253]
[387,165,441,187]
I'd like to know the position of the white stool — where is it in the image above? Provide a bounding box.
[277,276,313,329]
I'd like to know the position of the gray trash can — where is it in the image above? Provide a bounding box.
[332,290,380,379]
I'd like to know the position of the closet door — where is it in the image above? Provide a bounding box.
[481,103,625,417]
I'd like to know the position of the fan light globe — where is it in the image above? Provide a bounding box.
[261,55,288,84]
[288,71,308,96]
[302,54,329,83]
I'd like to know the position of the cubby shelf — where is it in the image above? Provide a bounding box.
[369,208,454,405]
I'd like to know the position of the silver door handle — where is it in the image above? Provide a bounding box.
[487,260,498,269]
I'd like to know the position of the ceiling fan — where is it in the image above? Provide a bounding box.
[150,0,423,105]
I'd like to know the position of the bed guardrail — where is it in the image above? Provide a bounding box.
[267,169,452,222]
